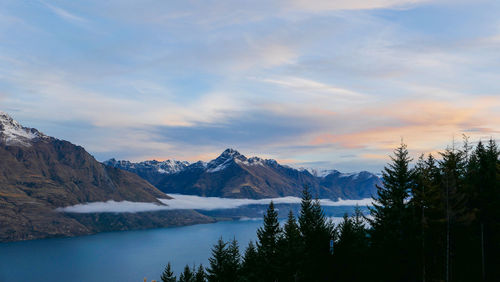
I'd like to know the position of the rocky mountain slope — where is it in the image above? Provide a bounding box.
[0,112,212,242]
[105,149,381,199]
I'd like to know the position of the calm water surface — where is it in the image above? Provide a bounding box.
[0,203,355,282]
[0,220,263,282]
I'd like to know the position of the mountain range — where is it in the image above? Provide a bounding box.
[104,148,381,200]
[0,112,212,242]
[0,111,380,242]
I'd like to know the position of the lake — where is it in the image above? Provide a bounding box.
[0,220,263,282]
[0,202,359,282]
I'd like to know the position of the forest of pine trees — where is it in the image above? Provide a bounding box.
[160,139,499,282]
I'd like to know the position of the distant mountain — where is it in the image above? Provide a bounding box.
[104,158,190,182]
[0,112,212,242]
[105,148,381,199]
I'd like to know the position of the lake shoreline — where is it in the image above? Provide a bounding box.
[0,209,216,243]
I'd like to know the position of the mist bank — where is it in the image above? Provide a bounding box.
[56,194,373,213]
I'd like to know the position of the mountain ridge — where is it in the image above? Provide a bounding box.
[105,148,381,200]
[0,112,213,242]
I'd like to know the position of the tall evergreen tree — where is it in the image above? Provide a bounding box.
[334,206,369,282]
[411,154,445,281]
[277,210,302,281]
[335,213,356,281]
[225,238,241,281]
[439,144,469,282]
[194,264,206,282]
[161,262,177,282]
[465,139,500,281]
[256,201,281,281]
[207,237,228,282]
[369,142,416,281]
[298,186,333,281]
[179,265,194,282]
[241,241,259,282]
[463,141,486,280]
[483,139,500,280]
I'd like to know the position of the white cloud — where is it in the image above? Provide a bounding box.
[259,76,367,100]
[161,194,373,210]
[290,0,433,12]
[55,200,170,213]
[56,194,373,213]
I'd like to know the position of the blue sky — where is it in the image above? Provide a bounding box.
[1,0,499,172]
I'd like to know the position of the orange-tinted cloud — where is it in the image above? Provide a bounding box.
[311,96,500,152]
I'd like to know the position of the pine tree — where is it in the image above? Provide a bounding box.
[179,265,194,282]
[466,139,500,280]
[207,237,227,282]
[352,205,366,230]
[334,207,369,282]
[412,154,428,282]
[298,187,314,280]
[277,210,302,281]
[194,264,206,282]
[225,238,241,281]
[411,154,445,281]
[161,262,176,282]
[298,186,333,281]
[439,144,469,282]
[483,139,500,280]
[256,201,281,281]
[461,141,485,280]
[240,241,259,282]
[335,213,355,281]
[424,153,447,280]
[369,142,416,281]
[298,186,314,239]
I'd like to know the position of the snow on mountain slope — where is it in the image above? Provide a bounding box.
[104,159,189,174]
[206,161,231,173]
[206,148,245,172]
[304,168,339,177]
[153,160,190,174]
[0,111,47,147]
[205,149,267,172]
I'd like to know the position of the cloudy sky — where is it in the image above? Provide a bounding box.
[1,0,499,172]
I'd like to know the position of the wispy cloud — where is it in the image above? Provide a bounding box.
[1,0,499,172]
[259,76,366,99]
[39,1,87,24]
[290,0,434,12]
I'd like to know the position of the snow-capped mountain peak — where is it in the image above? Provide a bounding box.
[206,148,247,173]
[0,111,46,147]
[156,159,190,174]
[104,158,190,174]
[235,156,265,167]
[220,148,241,158]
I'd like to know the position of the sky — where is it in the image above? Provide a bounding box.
[1,0,499,172]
